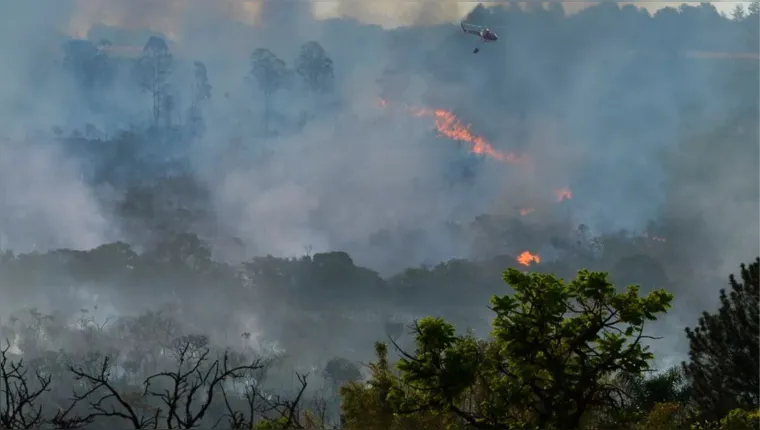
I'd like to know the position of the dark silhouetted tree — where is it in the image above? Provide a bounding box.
[607,366,692,426]
[68,335,265,429]
[295,41,334,94]
[683,258,760,421]
[135,36,173,126]
[146,232,212,273]
[749,1,759,17]
[249,48,287,136]
[187,61,211,136]
[0,342,90,428]
[731,4,746,21]
[192,61,212,106]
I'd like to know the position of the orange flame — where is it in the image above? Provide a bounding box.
[519,208,535,216]
[377,98,521,164]
[517,250,541,266]
[412,107,521,164]
[555,187,573,202]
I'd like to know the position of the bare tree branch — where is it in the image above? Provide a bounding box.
[67,336,265,429]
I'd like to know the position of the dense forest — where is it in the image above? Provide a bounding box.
[0,1,758,429]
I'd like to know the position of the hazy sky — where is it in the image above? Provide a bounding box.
[311,1,752,27]
[63,1,755,37]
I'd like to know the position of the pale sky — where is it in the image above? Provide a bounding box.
[312,2,754,28]
[62,1,755,40]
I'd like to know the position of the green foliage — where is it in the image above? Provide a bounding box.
[683,258,759,421]
[254,416,290,429]
[340,342,459,430]
[633,402,692,430]
[603,366,693,427]
[691,408,760,430]
[714,408,760,430]
[353,268,673,430]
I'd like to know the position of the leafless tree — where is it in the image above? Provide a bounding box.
[220,354,273,428]
[68,354,158,428]
[67,334,265,429]
[221,370,310,429]
[258,372,310,428]
[0,341,88,429]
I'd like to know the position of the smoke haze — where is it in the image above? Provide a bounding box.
[0,0,757,382]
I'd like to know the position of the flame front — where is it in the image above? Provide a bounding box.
[377,98,573,218]
[517,250,541,266]
[412,107,521,164]
[377,98,521,164]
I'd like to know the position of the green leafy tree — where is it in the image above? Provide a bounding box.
[633,402,692,430]
[622,367,691,413]
[372,268,673,430]
[341,342,455,430]
[604,366,693,427]
[683,258,759,421]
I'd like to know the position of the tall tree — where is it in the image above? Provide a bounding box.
[135,36,173,126]
[162,90,177,129]
[731,3,746,21]
[749,1,760,17]
[295,41,334,94]
[249,48,287,136]
[683,258,760,421]
[191,61,212,107]
[186,61,212,136]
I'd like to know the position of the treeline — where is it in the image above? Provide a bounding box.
[0,254,757,429]
[0,222,680,317]
[61,34,334,138]
[55,1,759,140]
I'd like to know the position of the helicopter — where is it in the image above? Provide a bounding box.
[461,22,499,54]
